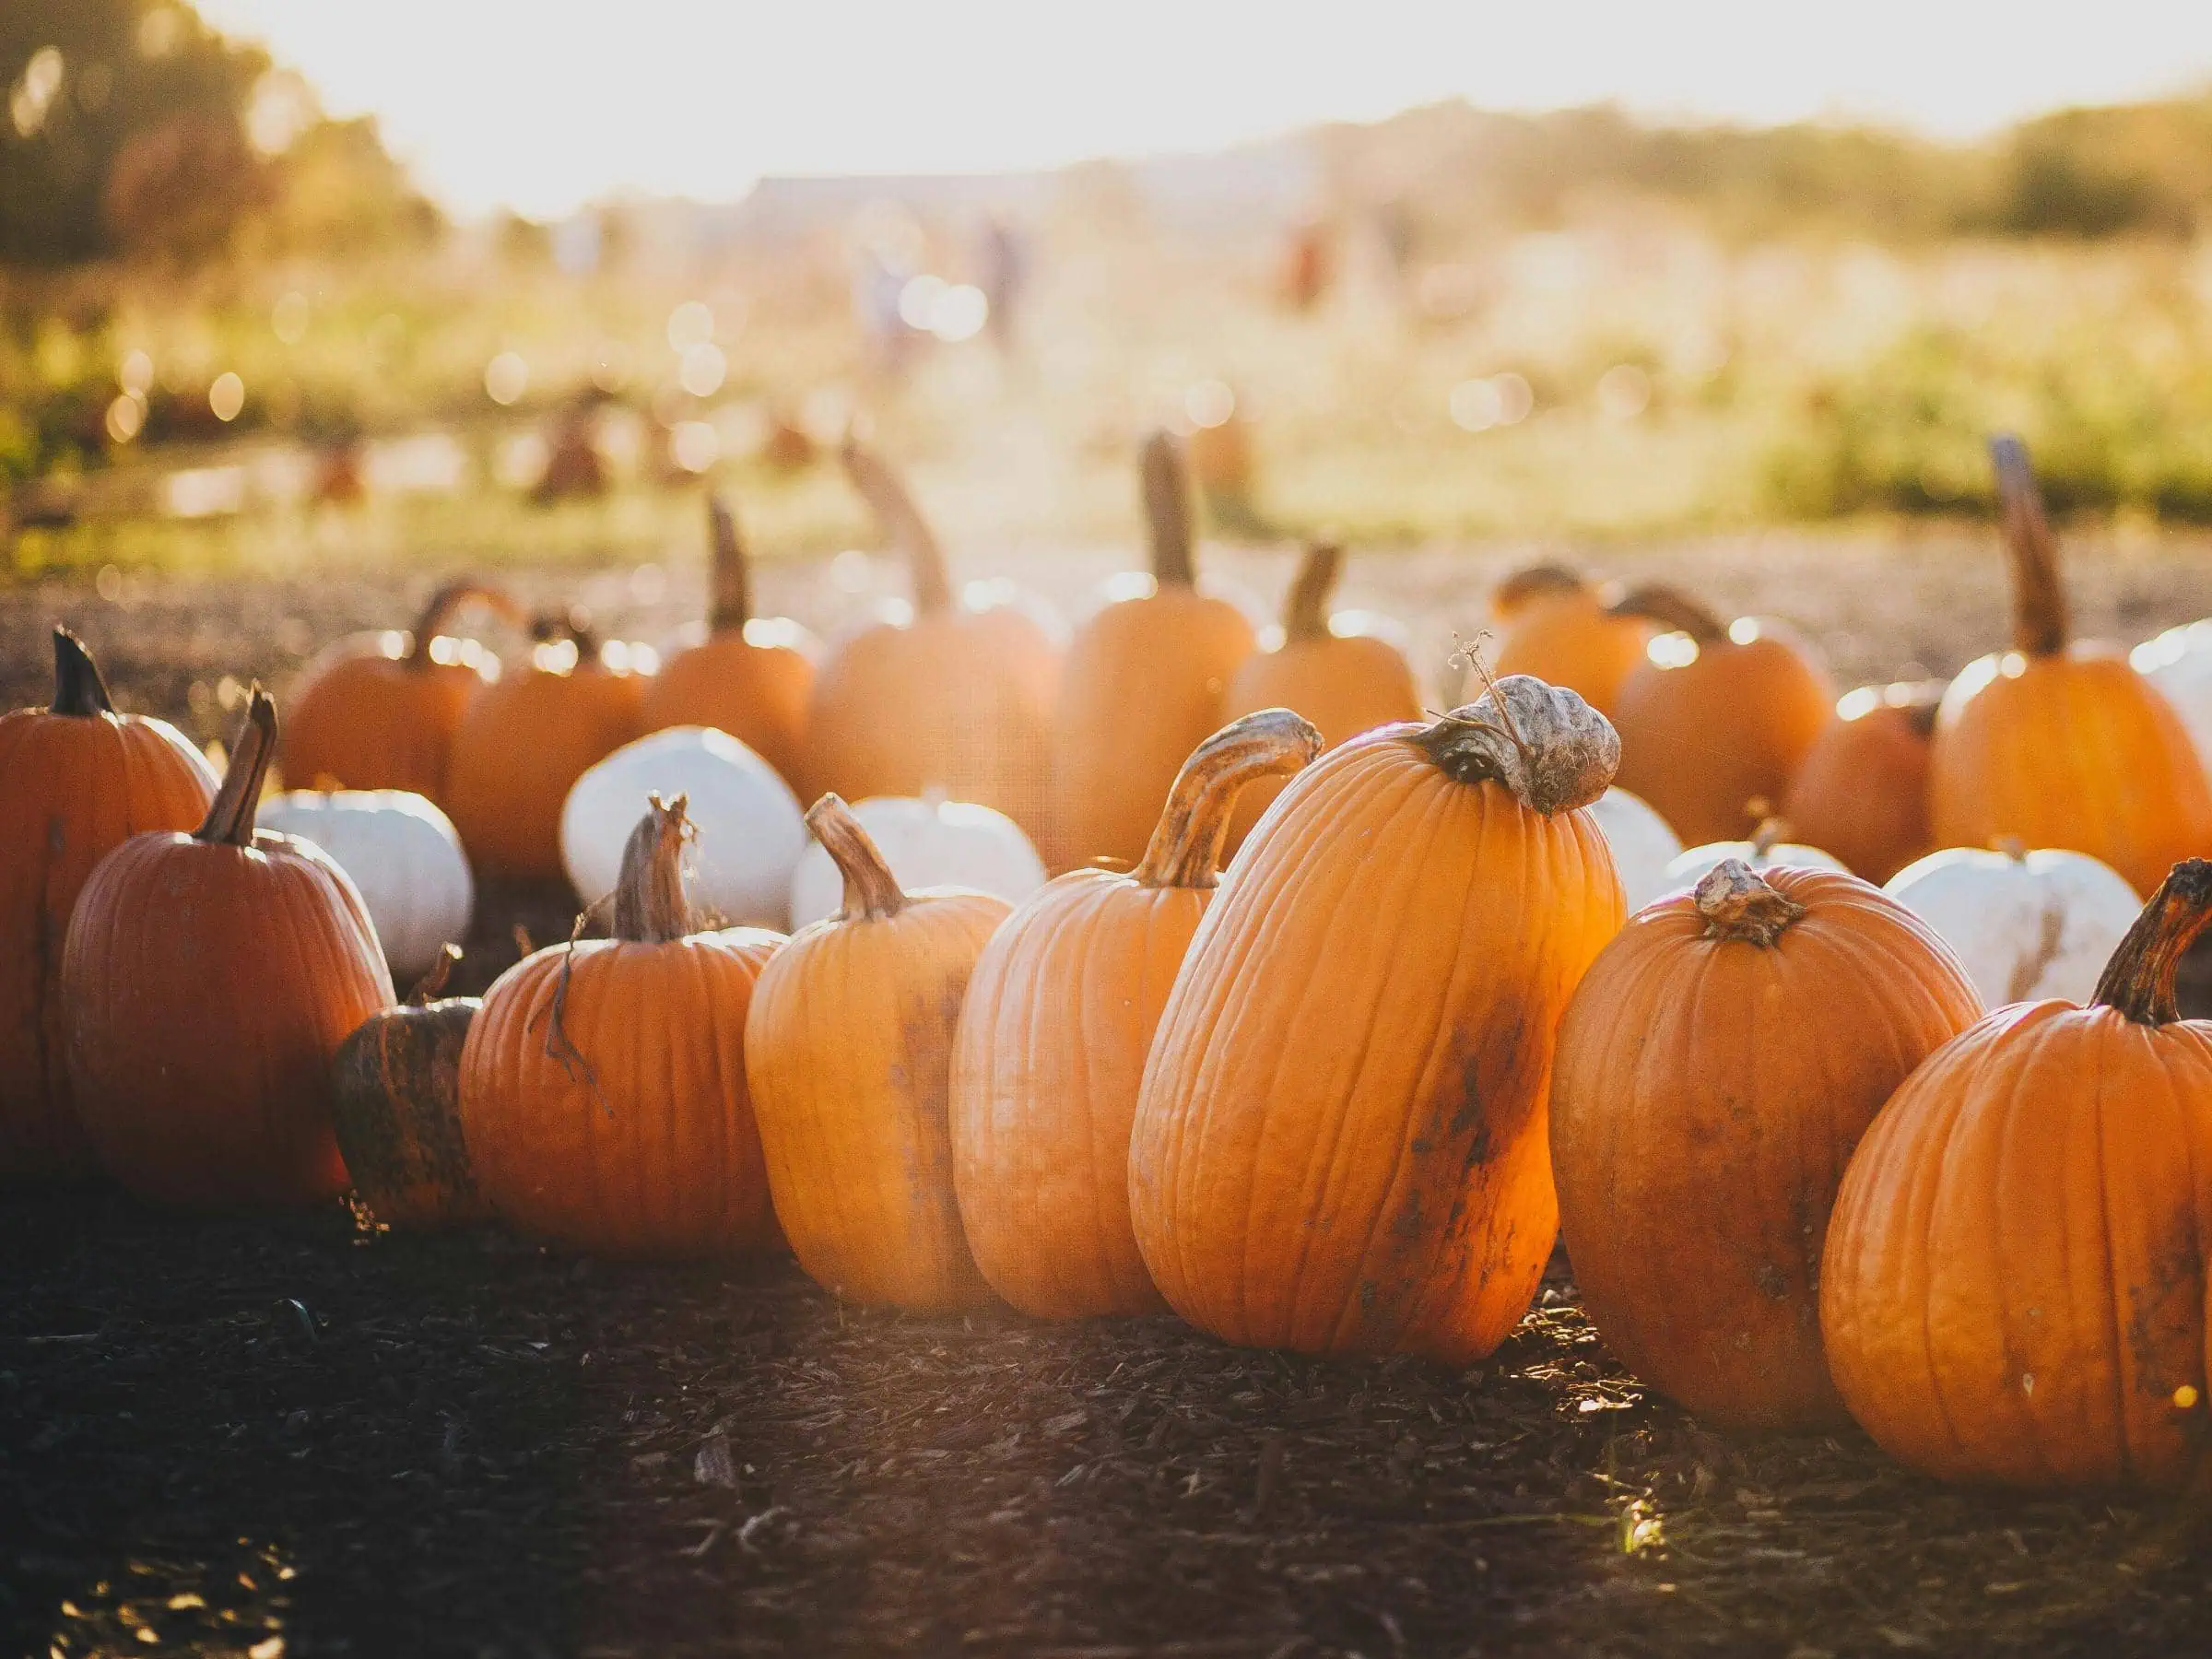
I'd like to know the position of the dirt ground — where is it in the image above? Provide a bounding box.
[8,529,2212,1657]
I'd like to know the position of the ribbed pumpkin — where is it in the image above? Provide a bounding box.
[460,795,782,1256]
[331,947,488,1230]
[63,689,394,1207]
[442,613,647,881]
[1551,861,1983,1429]
[1049,432,1257,869]
[1128,676,1626,1362]
[1783,681,1943,885]
[950,709,1322,1319]
[0,629,218,1181]
[805,440,1061,842]
[639,494,816,792]
[282,582,519,802]
[1609,586,1835,846]
[1217,544,1420,853]
[1930,437,2212,897]
[1822,859,2212,1490]
[747,795,1010,1309]
[1477,564,1653,719]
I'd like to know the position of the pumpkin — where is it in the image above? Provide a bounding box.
[1477,564,1653,719]
[1127,675,1626,1361]
[1821,858,2212,1490]
[787,792,1045,929]
[1551,860,1982,1429]
[746,794,1010,1309]
[331,947,488,1230]
[282,582,519,802]
[1217,543,1421,853]
[950,708,1322,1319]
[1587,786,1684,913]
[1782,680,1943,884]
[639,493,817,791]
[805,439,1061,842]
[460,794,783,1256]
[562,726,805,929]
[442,612,647,882]
[2131,618,2212,772]
[0,628,218,1181]
[1663,815,1848,890]
[1049,431,1257,869]
[1608,586,1835,846]
[63,688,394,1207]
[1930,437,2212,896]
[1884,841,2140,1007]
[257,789,474,982]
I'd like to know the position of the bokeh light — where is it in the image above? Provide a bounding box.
[678,342,726,397]
[1597,363,1653,421]
[105,394,146,444]
[208,372,246,422]
[1184,380,1235,429]
[670,420,720,473]
[484,351,529,406]
[272,291,310,345]
[118,350,155,397]
[928,285,990,342]
[666,301,714,351]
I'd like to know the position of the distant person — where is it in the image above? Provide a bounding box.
[978,215,1029,352]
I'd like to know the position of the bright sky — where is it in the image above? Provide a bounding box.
[197,0,2212,218]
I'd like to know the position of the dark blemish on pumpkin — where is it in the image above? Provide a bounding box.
[1753,1263,1789,1301]
[2123,1218,2204,1399]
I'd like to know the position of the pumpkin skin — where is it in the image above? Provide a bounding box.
[461,796,783,1257]
[1821,859,2212,1490]
[1049,432,1257,869]
[1477,565,1653,720]
[1931,438,2212,897]
[1886,843,2141,1008]
[257,789,474,983]
[331,947,488,1230]
[950,709,1322,1319]
[747,794,1011,1310]
[64,690,395,1208]
[0,629,218,1181]
[1128,677,1626,1362]
[1782,681,1943,885]
[1551,861,1983,1429]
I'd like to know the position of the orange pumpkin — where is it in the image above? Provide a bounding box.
[1217,544,1421,853]
[1782,681,1943,885]
[1822,858,2212,1490]
[639,493,816,791]
[442,612,647,881]
[0,629,218,1181]
[282,582,520,802]
[747,794,1009,1309]
[1128,676,1626,1362]
[63,689,394,1207]
[1476,564,1653,719]
[805,440,1061,842]
[1930,437,2212,896]
[1609,585,1835,846]
[1550,860,1982,1429]
[950,709,1322,1319]
[330,947,488,1230]
[1050,431,1257,869]
[460,795,782,1257]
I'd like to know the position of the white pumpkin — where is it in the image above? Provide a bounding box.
[1884,844,2141,1007]
[2130,620,2212,771]
[1665,831,1847,890]
[788,793,1046,928]
[560,726,805,928]
[257,789,473,982]
[1586,786,1684,913]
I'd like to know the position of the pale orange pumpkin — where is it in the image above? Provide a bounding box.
[1476,564,1653,719]
[1782,681,1943,885]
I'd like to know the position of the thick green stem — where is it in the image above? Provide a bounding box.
[1132,709,1323,888]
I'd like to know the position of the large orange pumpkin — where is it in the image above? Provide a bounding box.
[805,441,1061,842]
[1550,860,1982,1429]
[950,708,1322,1319]
[1609,585,1835,846]
[63,689,394,1207]
[0,628,218,1181]
[747,794,1010,1309]
[1822,857,2212,1490]
[1782,680,1943,885]
[1930,437,2212,896]
[1049,432,1257,869]
[639,493,816,791]
[460,795,782,1257]
[331,947,488,1231]
[1128,676,1626,1362]
[1477,564,1653,719]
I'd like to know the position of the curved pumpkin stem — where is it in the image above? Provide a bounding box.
[612,794,698,944]
[1891,679,1944,740]
[840,437,953,617]
[198,686,277,847]
[706,493,751,633]
[408,944,462,1005]
[806,794,907,921]
[1606,583,1728,645]
[1696,859,1806,947]
[1132,708,1324,889]
[1748,813,1786,858]
[406,582,522,668]
[529,606,602,658]
[52,626,115,717]
[1141,429,1196,588]
[1411,673,1618,817]
[1281,543,1342,643]
[2090,858,2212,1025]
[1989,434,2069,658]
[1491,562,1589,618]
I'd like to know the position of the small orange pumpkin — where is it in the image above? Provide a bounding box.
[1476,564,1653,719]
[1782,680,1943,885]
[331,947,488,1230]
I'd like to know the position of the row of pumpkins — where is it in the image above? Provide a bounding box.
[4,433,2211,1500]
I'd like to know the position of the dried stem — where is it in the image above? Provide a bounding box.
[1606,584,1728,644]
[407,944,461,1005]
[841,437,953,616]
[2091,858,2212,1025]
[406,582,521,666]
[806,794,907,921]
[530,607,601,657]
[1281,544,1343,643]
[197,687,277,847]
[611,794,699,944]
[1141,429,1196,588]
[1696,859,1806,947]
[1491,563,1589,616]
[51,627,114,716]
[1989,434,2069,657]
[1132,709,1323,888]
[1410,674,1618,817]
[706,494,751,633]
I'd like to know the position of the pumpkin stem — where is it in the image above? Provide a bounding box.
[530,607,601,658]
[406,582,520,667]
[611,794,699,944]
[2090,859,2212,1025]
[1748,810,1785,858]
[197,686,278,847]
[1606,583,1728,644]
[1133,708,1324,888]
[1411,674,1618,817]
[806,793,907,921]
[51,627,115,716]
[1281,543,1342,643]
[1491,562,1588,617]
[1696,859,1806,947]
[1989,433,2069,658]
[840,437,953,617]
[1994,835,2029,863]
[705,493,752,632]
[1141,429,1197,588]
[408,944,461,1005]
